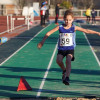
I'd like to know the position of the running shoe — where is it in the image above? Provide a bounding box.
[63,77,70,85]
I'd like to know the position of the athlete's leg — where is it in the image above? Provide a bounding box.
[86,16,88,23]
[93,17,96,24]
[62,54,72,85]
[92,17,93,24]
[65,54,73,77]
[55,14,58,24]
[89,16,91,23]
[56,54,66,71]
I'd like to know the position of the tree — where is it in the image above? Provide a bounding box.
[15,0,26,15]
[18,0,26,9]
[74,0,94,9]
[60,1,72,9]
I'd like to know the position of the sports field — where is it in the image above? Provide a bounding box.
[0,22,100,99]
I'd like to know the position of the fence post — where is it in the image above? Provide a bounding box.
[7,14,13,33]
[10,14,13,32]
[97,10,99,16]
[7,15,9,32]
[81,10,83,17]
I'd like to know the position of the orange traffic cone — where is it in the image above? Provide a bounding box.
[17,76,32,91]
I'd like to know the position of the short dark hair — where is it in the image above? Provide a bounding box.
[64,10,74,19]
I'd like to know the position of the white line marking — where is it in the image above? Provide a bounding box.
[0,24,52,66]
[79,24,100,66]
[36,42,58,98]
[0,20,40,35]
[0,24,25,35]
[9,37,33,39]
[42,89,100,92]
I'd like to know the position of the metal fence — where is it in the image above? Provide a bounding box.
[0,9,23,16]
[0,9,100,17]
[51,9,100,17]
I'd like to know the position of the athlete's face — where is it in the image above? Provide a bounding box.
[64,15,74,26]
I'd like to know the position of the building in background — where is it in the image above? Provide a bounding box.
[0,0,40,15]
[0,0,100,16]
[0,0,18,15]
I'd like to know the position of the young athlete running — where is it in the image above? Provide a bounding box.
[37,10,100,85]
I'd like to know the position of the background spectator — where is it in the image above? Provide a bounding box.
[40,1,47,27]
[86,7,91,24]
[91,8,96,25]
[55,3,60,25]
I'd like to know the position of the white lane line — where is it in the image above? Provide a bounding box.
[79,24,100,66]
[36,42,58,98]
[42,89,100,92]
[0,24,51,66]
[9,37,33,39]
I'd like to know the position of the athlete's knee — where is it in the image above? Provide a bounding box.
[56,58,63,64]
[66,54,72,63]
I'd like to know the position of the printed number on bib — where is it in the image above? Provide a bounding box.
[60,33,73,46]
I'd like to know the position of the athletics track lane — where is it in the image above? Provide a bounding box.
[39,23,100,98]
[0,23,100,99]
[0,23,58,98]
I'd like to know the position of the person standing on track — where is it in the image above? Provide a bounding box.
[37,10,100,85]
[55,3,60,25]
[91,8,96,25]
[40,1,47,27]
[86,7,91,24]
[45,2,50,23]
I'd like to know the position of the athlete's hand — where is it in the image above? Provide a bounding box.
[37,42,43,49]
[98,32,100,36]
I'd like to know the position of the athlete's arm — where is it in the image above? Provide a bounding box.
[37,26,59,49]
[75,26,100,36]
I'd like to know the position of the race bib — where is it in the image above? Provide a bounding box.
[60,33,73,46]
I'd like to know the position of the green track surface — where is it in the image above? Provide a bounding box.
[0,23,100,99]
